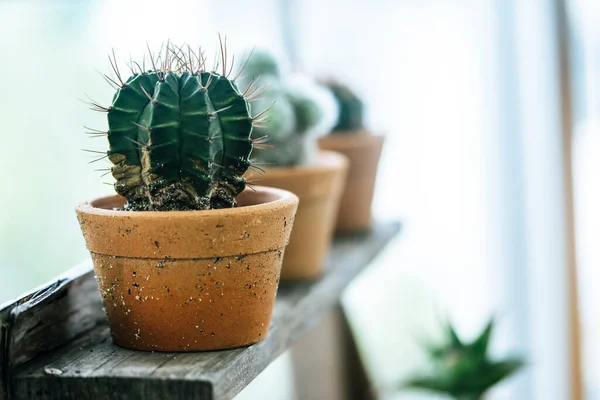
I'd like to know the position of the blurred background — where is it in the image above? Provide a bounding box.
[0,0,598,399]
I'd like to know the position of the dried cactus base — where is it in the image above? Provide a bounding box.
[120,182,212,211]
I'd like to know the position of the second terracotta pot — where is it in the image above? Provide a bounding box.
[248,150,348,280]
[318,131,384,232]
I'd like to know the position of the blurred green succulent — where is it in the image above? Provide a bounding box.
[324,80,365,132]
[241,49,282,81]
[404,318,524,400]
[238,49,338,166]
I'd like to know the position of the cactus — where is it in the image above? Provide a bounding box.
[242,49,282,81]
[238,50,338,166]
[324,80,364,132]
[403,318,524,400]
[87,41,262,211]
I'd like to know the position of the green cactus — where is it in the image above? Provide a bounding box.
[88,42,259,211]
[324,80,364,132]
[285,82,327,135]
[248,75,296,141]
[403,318,524,400]
[241,49,282,80]
[238,50,338,166]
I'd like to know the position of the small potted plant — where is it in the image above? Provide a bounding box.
[76,41,299,352]
[318,81,384,232]
[403,318,524,400]
[241,50,348,280]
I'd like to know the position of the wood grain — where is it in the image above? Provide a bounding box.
[4,222,400,400]
[1,262,104,400]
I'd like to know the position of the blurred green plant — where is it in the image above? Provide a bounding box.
[238,49,338,166]
[403,318,524,400]
[323,80,364,132]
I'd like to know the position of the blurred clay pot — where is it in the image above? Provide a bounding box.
[76,186,298,352]
[247,150,348,280]
[318,131,384,232]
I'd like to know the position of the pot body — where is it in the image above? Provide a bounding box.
[76,187,298,351]
[318,131,384,232]
[248,151,348,280]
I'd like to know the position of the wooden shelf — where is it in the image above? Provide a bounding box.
[1,222,400,400]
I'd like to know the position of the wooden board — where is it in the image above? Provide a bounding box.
[4,222,400,400]
[0,263,105,400]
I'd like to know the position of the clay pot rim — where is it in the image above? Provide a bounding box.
[330,129,384,136]
[76,185,298,218]
[319,130,385,150]
[256,150,348,179]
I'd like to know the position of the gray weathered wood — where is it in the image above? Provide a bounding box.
[6,222,400,400]
[0,263,104,400]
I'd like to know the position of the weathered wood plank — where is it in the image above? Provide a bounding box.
[7,222,400,400]
[0,262,104,400]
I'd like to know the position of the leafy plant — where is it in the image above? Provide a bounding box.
[324,80,364,132]
[404,318,524,400]
[85,39,267,211]
[238,49,338,166]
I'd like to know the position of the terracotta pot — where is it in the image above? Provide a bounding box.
[76,186,298,352]
[318,131,384,232]
[247,150,348,280]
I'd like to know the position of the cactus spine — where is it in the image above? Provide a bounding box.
[324,81,364,132]
[90,42,259,211]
